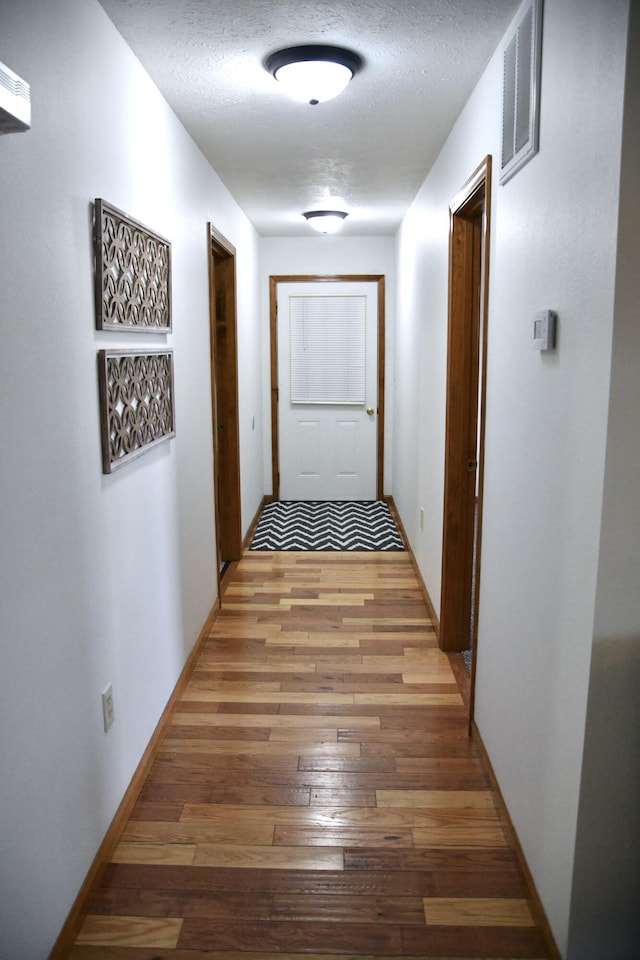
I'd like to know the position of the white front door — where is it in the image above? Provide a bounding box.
[277,281,378,501]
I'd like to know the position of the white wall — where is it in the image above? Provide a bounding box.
[392,0,630,954]
[567,1,640,954]
[260,237,396,495]
[0,1,261,956]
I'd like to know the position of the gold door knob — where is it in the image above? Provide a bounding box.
[366,407,375,416]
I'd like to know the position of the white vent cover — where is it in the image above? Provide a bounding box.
[0,60,31,134]
[500,0,543,184]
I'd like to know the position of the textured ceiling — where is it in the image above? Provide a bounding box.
[97,0,519,236]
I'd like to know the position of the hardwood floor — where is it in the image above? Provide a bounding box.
[68,551,554,959]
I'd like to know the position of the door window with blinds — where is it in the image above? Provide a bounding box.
[289,295,366,404]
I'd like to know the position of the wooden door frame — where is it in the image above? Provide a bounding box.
[439,157,492,722]
[208,224,242,578]
[269,274,386,502]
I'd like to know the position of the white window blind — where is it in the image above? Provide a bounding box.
[290,295,366,404]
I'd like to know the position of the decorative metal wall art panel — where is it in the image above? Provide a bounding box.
[98,349,175,474]
[94,198,172,332]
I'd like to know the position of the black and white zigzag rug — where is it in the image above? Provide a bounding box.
[250,501,405,552]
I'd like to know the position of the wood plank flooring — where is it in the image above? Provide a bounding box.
[69,551,553,959]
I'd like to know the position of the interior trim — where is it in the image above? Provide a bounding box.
[385,495,439,633]
[48,598,221,959]
[471,719,562,960]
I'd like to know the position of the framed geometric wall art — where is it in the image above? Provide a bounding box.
[97,349,175,474]
[93,198,172,332]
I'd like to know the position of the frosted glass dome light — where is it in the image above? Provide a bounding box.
[303,210,348,234]
[265,45,362,105]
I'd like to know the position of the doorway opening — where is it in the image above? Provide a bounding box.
[439,157,492,723]
[208,224,242,583]
[269,275,386,502]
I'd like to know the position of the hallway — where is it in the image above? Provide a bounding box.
[70,549,553,958]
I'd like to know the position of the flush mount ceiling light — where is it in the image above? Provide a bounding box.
[303,210,348,234]
[265,44,362,105]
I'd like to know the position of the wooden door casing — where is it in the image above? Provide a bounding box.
[440,156,492,722]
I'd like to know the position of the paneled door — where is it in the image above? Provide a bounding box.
[277,281,379,501]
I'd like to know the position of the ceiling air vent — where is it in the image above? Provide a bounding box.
[0,60,31,134]
[500,0,543,184]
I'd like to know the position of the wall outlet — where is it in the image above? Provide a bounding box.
[102,683,115,732]
[420,507,424,530]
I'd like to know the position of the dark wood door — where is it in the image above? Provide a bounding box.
[440,157,492,714]
[209,227,242,569]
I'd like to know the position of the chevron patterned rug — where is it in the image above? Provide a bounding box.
[250,500,405,552]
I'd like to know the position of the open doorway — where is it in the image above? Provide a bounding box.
[208,224,242,582]
[439,157,492,723]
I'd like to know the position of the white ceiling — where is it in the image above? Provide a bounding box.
[97,0,519,236]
